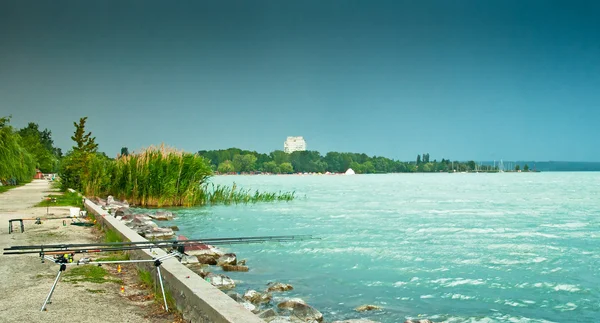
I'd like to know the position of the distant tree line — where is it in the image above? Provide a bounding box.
[197,148,500,174]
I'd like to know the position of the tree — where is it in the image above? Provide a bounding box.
[217,160,235,173]
[18,123,59,173]
[279,162,294,174]
[515,164,520,171]
[416,154,421,164]
[60,117,98,191]
[524,164,529,171]
[120,147,129,156]
[232,154,257,173]
[71,117,98,153]
[262,161,279,174]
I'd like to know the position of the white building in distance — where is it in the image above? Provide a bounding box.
[284,136,306,153]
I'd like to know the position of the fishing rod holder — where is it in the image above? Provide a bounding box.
[40,250,181,312]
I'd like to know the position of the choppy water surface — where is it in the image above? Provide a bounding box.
[163,173,600,322]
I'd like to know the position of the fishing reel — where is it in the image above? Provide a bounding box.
[54,253,74,264]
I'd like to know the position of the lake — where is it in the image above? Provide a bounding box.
[159,172,600,322]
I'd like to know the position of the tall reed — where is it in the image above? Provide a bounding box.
[83,144,295,207]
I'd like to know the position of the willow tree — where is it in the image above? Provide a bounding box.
[0,116,36,184]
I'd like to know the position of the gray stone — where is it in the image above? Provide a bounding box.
[355,304,382,312]
[244,289,272,305]
[205,272,235,289]
[217,253,237,265]
[267,282,294,292]
[277,298,323,322]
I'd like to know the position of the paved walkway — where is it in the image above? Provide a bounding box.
[0,180,179,323]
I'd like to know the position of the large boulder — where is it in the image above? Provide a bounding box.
[226,292,256,312]
[278,299,323,322]
[267,282,294,292]
[149,211,174,221]
[217,253,237,266]
[205,273,235,289]
[257,308,278,321]
[244,289,272,305]
[196,254,219,265]
[355,305,381,312]
[222,264,249,272]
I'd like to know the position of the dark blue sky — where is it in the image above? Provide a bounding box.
[1,1,599,161]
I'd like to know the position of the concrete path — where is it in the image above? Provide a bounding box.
[0,180,180,323]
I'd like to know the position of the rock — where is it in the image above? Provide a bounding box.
[180,255,199,264]
[277,298,306,309]
[267,282,294,292]
[333,320,381,323]
[169,225,179,231]
[238,259,247,265]
[115,207,132,217]
[217,253,237,266]
[257,308,278,320]
[205,273,235,289]
[149,211,174,221]
[196,254,219,265]
[277,299,323,322]
[221,264,249,272]
[244,290,272,305]
[227,292,256,313]
[355,305,381,312]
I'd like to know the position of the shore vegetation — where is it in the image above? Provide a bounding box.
[58,117,295,207]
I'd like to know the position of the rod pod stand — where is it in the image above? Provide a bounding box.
[39,251,180,312]
[41,262,66,311]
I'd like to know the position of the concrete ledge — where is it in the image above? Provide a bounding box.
[85,199,264,323]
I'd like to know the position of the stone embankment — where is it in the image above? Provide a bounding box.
[91,195,437,323]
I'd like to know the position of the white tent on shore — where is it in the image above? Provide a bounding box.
[344,168,355,175]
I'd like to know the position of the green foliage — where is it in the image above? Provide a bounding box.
[120,147,129,156]
[232,154,257,173]
[279,162,294,174]
[95,253,130,261]
[198,148,503,174]
[217,160,235,173]
[204,183,295,204]
[104,229,123,243]
[515,164,521,171]
[64,266,122,284]
[59,117,99,191]
[524,164,529,171]
[71,117,98,153]
[18,123,60,173]
[0,116,36,184]
[35,191,83,207]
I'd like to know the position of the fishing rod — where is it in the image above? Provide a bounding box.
[4,234,312,251]
[3,238,310,255]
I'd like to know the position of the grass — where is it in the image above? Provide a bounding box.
[35,190,83,208]
[104,229,123,243]
[0,182,27,194]
[95,252,130,261]
[63,266,123,285]
[137,269,176,309]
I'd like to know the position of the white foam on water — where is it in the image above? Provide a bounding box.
[553,302,578,311]
[420,294,434,299]
[393,281,407,287]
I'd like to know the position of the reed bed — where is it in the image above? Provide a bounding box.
[83,145,294,207]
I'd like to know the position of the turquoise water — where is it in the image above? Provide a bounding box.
[162,173,600,322]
